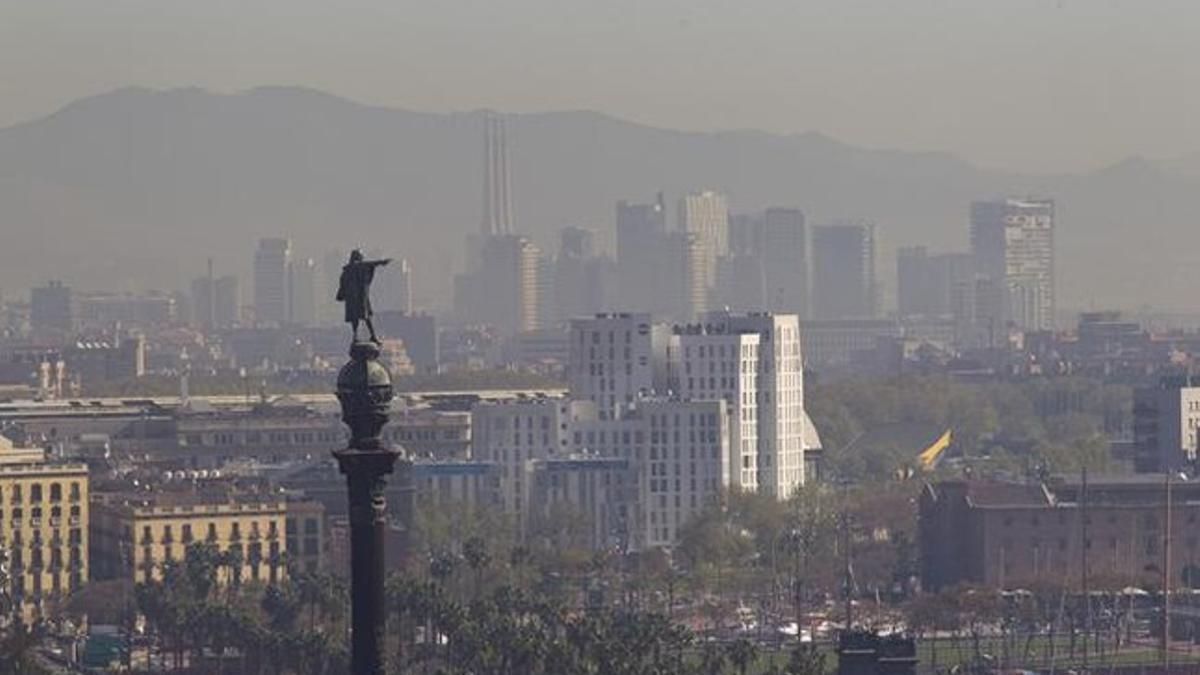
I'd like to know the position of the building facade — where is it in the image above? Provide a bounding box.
[970,197,1055,331]
[812,221,878,320]
[91,493,290,585]
[921,476,1200,591]
[698,312,807,496]
[678,190,729,293]
[1133,376,1200,472]
[254,238,292,326]
[30,281,74,334]
[568,314,670,421]
[0,441,89,622]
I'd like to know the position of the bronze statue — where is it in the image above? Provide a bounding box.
[336,249,391,343]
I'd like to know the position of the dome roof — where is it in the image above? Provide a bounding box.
[337,343,393,391]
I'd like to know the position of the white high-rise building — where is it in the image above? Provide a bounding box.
[470,397,574,518]
[568,398,729,549]
[569,310,807,495]
[254,238,291,325]
[667,329,761,491]
[694,311,806,496]
[568,314,670,420]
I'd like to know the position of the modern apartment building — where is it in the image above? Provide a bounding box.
[568,313,670,421]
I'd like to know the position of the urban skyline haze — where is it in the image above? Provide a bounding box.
[2,0,1198,173]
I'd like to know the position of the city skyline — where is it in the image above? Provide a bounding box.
[5,4,1199,673]
[2,85,1199,313]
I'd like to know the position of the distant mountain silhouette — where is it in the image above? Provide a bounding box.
[1,86,1198,311]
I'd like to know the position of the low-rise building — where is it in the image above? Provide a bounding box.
[385,407,471,460]
[920,475,1200,591]
[529,456,634,550]
[410,460,501,509]
[284,499,326,574]
[91,491,292,585]
[1133,375,1200,472]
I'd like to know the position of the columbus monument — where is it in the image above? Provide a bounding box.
[334,249,398,675]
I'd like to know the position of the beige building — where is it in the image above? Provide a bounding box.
[284,499,327,574]
[0,437,89,622]
[91,492,291,585]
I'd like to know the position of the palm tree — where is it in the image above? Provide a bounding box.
[699,642,728,675]
[386,574,419,670]
[782,644,826,675]
[261,583,301,633]
[726,637,759,675]
[0,621,48,675]
[463,536,492,598]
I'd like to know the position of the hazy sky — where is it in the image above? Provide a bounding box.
[3,0,1197,173]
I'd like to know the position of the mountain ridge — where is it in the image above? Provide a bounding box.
[1,86,1197,311]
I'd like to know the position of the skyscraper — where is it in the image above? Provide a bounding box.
[760,207,808,317]
[213,275,240,328]
[253,238,291,325]
[320,248,346,326]
[30,281,73,333]
[678,190,729,290]
[616,195,669,313]
[812,221,878,319]
[554,226,603,323]
[288,257,318,326]
[481,114,514,237]
[897,247,974,318]
[192,264,240,330]
[478,235,541,336]
[970,197,1055,331]
[376,258,413,314]
[394,259,413,315]
[679,232,709,318]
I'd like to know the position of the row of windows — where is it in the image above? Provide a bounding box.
[391,428,465,442]
[182,430,341,446]
[3,482,83,504]
[3,505,83,529]
[487,415,554,430]
[9,544,84,570]
[1003,512,1171,529]
[647,413,720,428]
[648,477,719,494]
[586,329,635,345]
[135,520,281,545]
[8,528,83,547]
